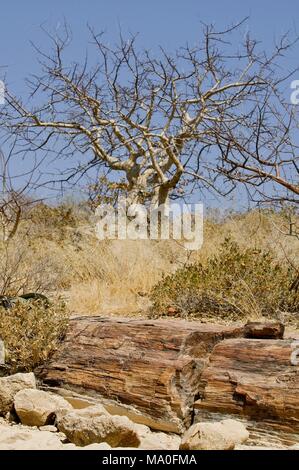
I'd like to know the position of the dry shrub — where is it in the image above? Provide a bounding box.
[149,238,299,323]
[0,239,66,296]
[0,299,69,372]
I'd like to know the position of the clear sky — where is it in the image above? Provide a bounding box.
[1,1,299,208]
[1,0,299,96]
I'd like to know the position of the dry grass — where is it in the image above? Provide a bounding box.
[0,299,68,372]
[67,239,180,315]
[0,203,298,318]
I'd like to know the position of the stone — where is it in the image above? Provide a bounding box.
[14,389,72,426]
[244,322,284,339]
[180,419,249,450]
[62,442,112,450]
[39,425,58,432]
[57,405,141,447]
[0,373,36,415]
[221,419,250,443]
[139,431,180,450]
[0,423,63,450]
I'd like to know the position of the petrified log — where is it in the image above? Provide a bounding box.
[194,338,299,435]
[37,317,243,433]
[244,321,284,339]
[37,317,298,441]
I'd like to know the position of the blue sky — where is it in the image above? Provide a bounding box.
[1,1,299,208]
[2,0,299,96]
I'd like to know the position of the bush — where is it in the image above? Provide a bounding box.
[149,238,299,322]
[0,240,66,296]
[0,299,69,372]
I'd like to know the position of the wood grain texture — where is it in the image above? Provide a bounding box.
[195,338,299,432]
[37,317,298,437]
[37,317,243,432]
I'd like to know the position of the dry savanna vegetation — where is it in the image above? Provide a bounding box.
[0,203,298,324]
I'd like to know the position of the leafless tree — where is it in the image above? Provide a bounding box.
[0,140,40,241]
[1,19,298,210]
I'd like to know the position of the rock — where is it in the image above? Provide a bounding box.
[244,322,284,339]
[38,317,244,432]
[62,442,112,450]
[221,419,250,443]
[80,443,112,450]
[57,431,68,442]
[0,423,63,450]
[14,389,72,426]
[39,425,58,432]
[57,405,141,448]
[180,419,249,450]
[139,431,180,450]
[0,373,36,415]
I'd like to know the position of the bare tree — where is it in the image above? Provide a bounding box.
[0,140,39,241]
[1,20,298,210]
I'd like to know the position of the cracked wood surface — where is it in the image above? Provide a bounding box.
[37,317,298,436]
[37,317,243,432]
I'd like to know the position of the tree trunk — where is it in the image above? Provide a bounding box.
[37,316,243,433]
[37,317,299,442]
[195,338,299,423]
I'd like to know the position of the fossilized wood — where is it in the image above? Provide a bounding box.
[37,317,298,440]
[37,317,243,433]
[244,321,284,339]
[195,338,299,435]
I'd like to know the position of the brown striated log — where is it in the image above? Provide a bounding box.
[195,338,299,433]
[244,321,284,339]
[37,317,243,433]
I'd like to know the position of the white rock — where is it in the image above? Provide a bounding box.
[139,431,180,450]
[0,373,36,415]
[57,405,141,447]
[0,423,63,450]
[220,419,250,444]
[39,425,58,433]
[14,389,72,426]
[62,442,112,450]
[180,419,249,450]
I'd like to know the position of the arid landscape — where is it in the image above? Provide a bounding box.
[0,0,299,457]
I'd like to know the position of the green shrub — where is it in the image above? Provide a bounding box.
[149,238,299,322]
[0,299,69,372]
